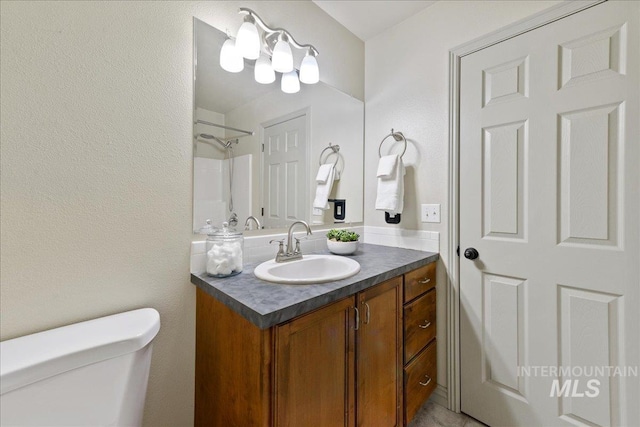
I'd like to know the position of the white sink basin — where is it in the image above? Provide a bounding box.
[253,255,361,284]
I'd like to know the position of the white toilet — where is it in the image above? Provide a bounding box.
[0,308,160,427]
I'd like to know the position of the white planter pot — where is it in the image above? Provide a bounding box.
[327,239,358,255]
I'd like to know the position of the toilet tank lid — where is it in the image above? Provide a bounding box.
[0,308,160,395]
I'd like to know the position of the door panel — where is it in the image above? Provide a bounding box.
[274,297,355,427]
[262,114,307,228]
[558,103,622,247]
[558,286,622,427]
[460,1,638,426]
[481,273,527,399]
[357,277,402,427]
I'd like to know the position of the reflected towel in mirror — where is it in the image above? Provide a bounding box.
[313,164,335,215]
[316,163,334,183]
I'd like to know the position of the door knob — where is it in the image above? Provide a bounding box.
[464,248,479,260]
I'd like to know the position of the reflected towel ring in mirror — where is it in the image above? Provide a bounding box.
[319,143,340,166]
[319,143,342,180]
[378,128,407,158]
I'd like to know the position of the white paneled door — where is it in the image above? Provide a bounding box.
[459,1,639,426]
[262,114,308,229]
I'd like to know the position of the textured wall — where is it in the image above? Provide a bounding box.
[364,0,561,392]
[0,2,363,426]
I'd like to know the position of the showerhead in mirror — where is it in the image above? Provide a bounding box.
[196,133,237,149]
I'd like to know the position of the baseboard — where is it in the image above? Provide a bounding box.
[429,384,449,409]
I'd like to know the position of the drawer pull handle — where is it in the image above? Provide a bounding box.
[418,321,431,329]
[419,278,431,284]
[419,375,432,387]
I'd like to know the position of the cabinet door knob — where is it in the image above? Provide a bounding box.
[419,375,432,386]
[418,320,431,329]
[418,278,431,284]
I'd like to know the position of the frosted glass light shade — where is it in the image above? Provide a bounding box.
[255,55,276,84]
[299,54,319,84]
[281,70,300,94]
[236,21,260,60]
[271,39,294,73]
[220,39,244,73]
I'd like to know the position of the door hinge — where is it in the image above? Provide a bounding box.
[261,207,264,216]
[261,144,264,152]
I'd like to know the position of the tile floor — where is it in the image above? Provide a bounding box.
[408,401,487,427]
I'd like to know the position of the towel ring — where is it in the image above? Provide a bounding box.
[378,128,407,158]
[319,143,341,167]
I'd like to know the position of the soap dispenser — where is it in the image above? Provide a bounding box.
[205,221,244,278]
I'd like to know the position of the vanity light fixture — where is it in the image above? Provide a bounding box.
[281,70,300,94]
[254,54,276,84]
[271,33,294,73]
[299,49,319,84]
[220,7,319,92]
[235,15,261,60]
[219,38,244,73]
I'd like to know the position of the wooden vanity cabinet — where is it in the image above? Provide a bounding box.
[401,262,438,425]
[195,276,403,427]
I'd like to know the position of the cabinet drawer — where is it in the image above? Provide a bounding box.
[403,289,436,364]
[404,341,437,424]
[404,263,436,303]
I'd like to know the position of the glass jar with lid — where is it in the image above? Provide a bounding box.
[205,221,244,278]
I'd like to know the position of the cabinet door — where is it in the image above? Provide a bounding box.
[274,296,356,427]
[357,277,403,427]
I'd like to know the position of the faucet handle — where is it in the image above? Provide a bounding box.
[293,237,302,254]
[269,239,285,254]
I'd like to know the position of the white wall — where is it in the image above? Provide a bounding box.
[364,0,562,397]
[0,2,363,426]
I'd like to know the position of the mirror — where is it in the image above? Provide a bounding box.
[193,18,364,233]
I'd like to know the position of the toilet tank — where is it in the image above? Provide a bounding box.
[0,308,160,427]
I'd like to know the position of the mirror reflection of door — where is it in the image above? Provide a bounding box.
[262,113,308,229]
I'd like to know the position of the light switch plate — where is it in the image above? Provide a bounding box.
[421,204,441,223]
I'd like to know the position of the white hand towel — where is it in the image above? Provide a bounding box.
[313,164,335,211]
[316,163,334,183]
[375,155,405,214]
[376,155,398,178]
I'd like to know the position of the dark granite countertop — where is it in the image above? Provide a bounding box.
[191,243,439,329]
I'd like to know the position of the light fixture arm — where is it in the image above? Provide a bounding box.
[238,8,319,56]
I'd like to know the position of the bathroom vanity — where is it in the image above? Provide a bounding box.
[191,244,438,426]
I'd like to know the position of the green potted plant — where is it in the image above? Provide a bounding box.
[326,229,360,255]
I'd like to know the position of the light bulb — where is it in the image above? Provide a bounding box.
[236,19,260,60]
[281,70,300,94]
[299,53,319,84]
[254,55,276,84]
[271,36,293,73]
[220,39,244,73]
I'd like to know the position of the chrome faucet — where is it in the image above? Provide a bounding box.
[270,220,312,263]
[227,212,239,227]
[244,215,262,231]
